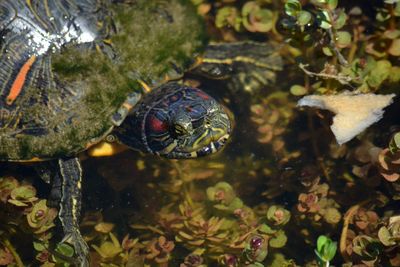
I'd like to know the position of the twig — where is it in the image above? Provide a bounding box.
[299,63,353,85]
[339,200,369,262]
[327,28,349,67]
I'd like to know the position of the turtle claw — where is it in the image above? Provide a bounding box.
[62,232,90,267]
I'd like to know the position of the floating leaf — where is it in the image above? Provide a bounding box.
[297,11,312,26]
[326,0,338,10]
[242,2,274,33]
[215,6,241,31]
[9,185,37,206]
[333,9,347,29]
[27,200,57,234]
[388,39,400,56]
[316,10,332,29]
[388,66,400,83]
[389,132,400,153]
[383,29,400,39]
[336,31,352,48]
[51,243,74,264]
[285,0,302,17]
[366,60,391,88]
[378,226,397,246]
[95,222,115,234]
[266,205,291,225]
[206,182,236,206]
[269,230,287,248]
[315,235,337,262]
[259,223,276,235]
[322,207,341,224]
[322,46,334,56]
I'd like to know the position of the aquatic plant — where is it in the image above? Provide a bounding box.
[3,0,400,266]
[314,235,337,267]
[378,132,400,183]
[0,176,72,266]
[297,177,341,225]
[180,253,206,267]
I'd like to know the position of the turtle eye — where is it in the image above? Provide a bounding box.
[173,122,191,136]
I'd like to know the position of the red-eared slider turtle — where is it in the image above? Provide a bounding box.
[0,0,232,265]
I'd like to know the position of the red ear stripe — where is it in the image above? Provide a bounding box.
[148,115,168,132]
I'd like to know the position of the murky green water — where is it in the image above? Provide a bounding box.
[2,1,400,266]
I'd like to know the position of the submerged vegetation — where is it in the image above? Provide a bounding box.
[1,0,400,266]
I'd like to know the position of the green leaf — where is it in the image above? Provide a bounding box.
[388,39,400,56]
[394,132,400,149]
[389,132,400,153]
[11,185,36,199]
[255,247,268,262]
[259,223,276,234]
[333,10,347,29]
[7,199,28,207]
[316,10,332,29]
[388,66,400,83]
[285,0,302,17]
[383,29,400,39]
[327,0,338,9]
[322,46,334,56]
[246,263,264,267]
[314,249,324,262]
[317,235,328,253]
[215,6,240,30]
[395,3,400,16]
[378,226,396,246]
[33,241,46,252]
[227,197,244,210]
[51,243,75,265]
[336,31,352,48]
[297,11,312,26]
[325,241,337,261]
[56,243,75,257]
[269,230,287,248]
[366,60,391,88]
[376,9,391,22]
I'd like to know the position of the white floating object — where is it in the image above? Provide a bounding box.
[297,92,395,145]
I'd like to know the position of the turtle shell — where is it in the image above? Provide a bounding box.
[0,0,205,161]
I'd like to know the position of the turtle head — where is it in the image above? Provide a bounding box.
[116,84,232,159]
[164,88,232,158]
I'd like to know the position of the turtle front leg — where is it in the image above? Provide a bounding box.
[52,157,89,267]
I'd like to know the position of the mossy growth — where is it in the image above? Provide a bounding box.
[0,0,205,160]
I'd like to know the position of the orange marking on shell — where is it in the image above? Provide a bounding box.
[6,55,37,105]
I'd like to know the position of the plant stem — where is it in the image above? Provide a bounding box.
[2,238,23,267]
[387,4,396,31]
[339,200,369,262]
[307,111,331,182]
[325,9,349,67]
